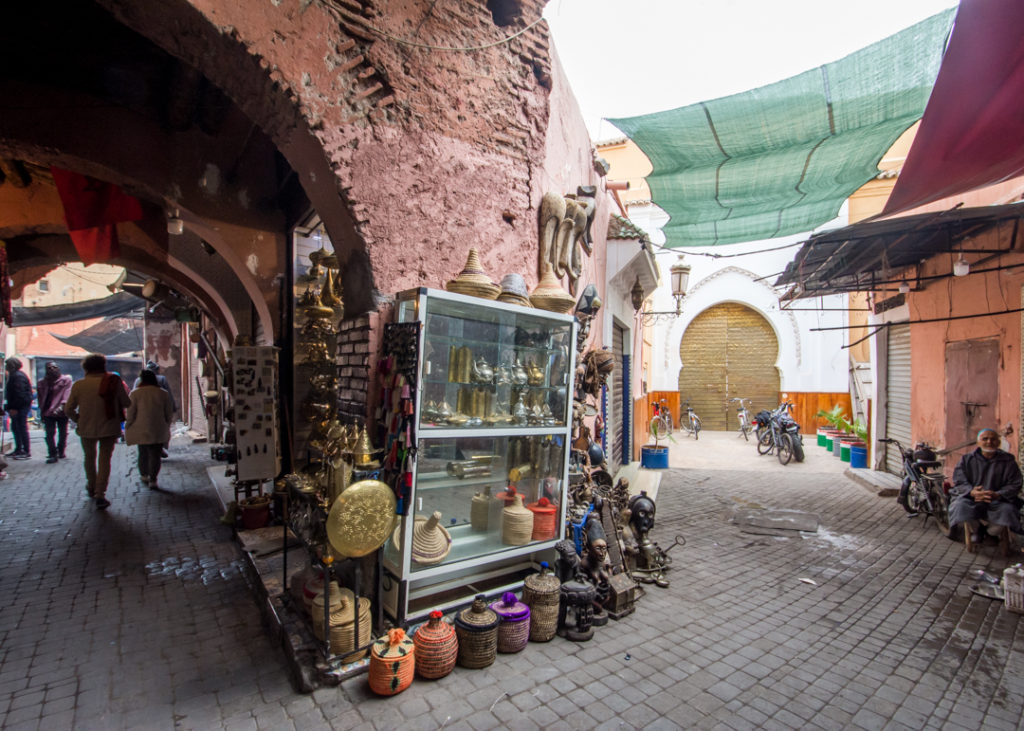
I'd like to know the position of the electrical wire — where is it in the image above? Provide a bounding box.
[646,236,805,259]
[323,1,544,51]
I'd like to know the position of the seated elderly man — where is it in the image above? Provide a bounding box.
[949,428,1022,553]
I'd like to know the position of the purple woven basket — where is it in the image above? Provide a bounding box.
[490,592,531,654]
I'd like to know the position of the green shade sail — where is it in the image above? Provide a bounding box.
[609,8,955,247]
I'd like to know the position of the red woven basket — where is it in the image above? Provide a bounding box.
[413,611,458,679]
[526,497,558,541]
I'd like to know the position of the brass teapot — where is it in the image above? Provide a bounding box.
[471,357,494,384]
[526,359,544,387]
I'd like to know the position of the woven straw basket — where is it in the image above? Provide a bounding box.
[369,628,415,696]
[522,563,561,642]
[454,595,499,669]
[502,494,534,546]
[413,611,458,679]
[490,592,531,654]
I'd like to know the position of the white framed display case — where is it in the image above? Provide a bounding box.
[382,287,575,623]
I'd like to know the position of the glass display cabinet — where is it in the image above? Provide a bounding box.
[382,288,575,623]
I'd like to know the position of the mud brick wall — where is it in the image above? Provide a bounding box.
[337,312,381,423]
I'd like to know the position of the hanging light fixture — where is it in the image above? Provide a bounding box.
[953,254,970,277]
[166,208,184,235]
[633,255,692,324]
[898,280,910,294]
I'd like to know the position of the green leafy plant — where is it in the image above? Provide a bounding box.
[850,418,869,443]
[650,417,677,448]
[815,404,848,431]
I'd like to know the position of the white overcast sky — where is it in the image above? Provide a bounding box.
[543,0,958,141]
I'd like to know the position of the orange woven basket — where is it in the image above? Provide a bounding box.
[413,610,458,679]
[368,628,415,696]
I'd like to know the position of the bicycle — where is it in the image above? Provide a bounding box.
[730,397,753,441]
[649,398,674,440]
[681,401,701,440]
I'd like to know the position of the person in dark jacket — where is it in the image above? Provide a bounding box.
[38,361,73,463]
[4,357,33,459]
[949,428,1023,551]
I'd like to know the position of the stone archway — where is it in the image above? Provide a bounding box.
[678,302,780,431]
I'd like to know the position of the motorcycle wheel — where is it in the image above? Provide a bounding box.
[792,435,805,463]
[777,433,794,465]
[930,482,957,538]
[757,429,773,455]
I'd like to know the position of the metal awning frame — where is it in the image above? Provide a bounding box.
[776,203,1024,299]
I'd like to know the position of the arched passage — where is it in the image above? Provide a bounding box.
[678,302,780,430]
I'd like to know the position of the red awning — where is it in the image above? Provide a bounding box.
[883,0,1024,215]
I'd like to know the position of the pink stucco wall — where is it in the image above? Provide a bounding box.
[101,0,595,317]
[906,233,1023,456]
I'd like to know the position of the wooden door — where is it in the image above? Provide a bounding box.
[944,338,999,469]
[678,303,779,430]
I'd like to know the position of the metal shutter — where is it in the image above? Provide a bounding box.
[609,324,626,471]
[885,324,912,475]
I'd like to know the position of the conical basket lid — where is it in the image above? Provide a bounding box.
[446,249,500,299]
[456,595,498,630]
[410,511,452,564]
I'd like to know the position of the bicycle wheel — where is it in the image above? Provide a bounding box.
[665,412,674,433]
[756,429,773,455]
[739,418,749,441]
[649,416,663,442]
[691,415,701,440]
[777,432,794,465]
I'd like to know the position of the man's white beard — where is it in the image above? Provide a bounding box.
[981,447,997,455]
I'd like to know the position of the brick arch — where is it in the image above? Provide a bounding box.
[678,302,780,431]
[93,0,397,316]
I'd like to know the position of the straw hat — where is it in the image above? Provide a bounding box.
[446,249,500,299]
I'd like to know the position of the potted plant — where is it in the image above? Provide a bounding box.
[815,404,848,449]
[640,413,675,469]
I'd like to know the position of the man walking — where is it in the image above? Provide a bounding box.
[38,361,72,463]
[4,358,33,459]
[65,354,130,510]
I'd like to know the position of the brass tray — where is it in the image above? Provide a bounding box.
[326,479,397,558]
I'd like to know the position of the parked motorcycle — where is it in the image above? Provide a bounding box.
[879,437,953,537]
[753,401,805,465]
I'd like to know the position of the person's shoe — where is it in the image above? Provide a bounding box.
[161,448,169,459]
[12,453,30,460]
[58,453,67,459]
[95,497,110,510]
[149,481,158,490]
[46,456,58,464]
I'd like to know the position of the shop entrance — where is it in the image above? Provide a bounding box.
[678,303,779,431]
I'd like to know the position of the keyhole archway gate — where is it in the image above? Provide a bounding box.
[678,302,780,431]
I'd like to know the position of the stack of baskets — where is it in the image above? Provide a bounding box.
[502,494,534,546]
[454,595,499,668]
[311,583,372,662]
[413,611,459,679]
[490,592,531,653]
[369,628,416,696]
[522,562,561,642]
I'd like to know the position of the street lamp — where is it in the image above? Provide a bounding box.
[633,255,691,324]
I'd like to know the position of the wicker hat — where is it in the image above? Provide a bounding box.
[446,249,500,299]
[497,273,532,307]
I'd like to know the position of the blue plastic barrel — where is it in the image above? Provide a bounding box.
[850,445,868,469]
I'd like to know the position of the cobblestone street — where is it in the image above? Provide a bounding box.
[1,431,1022,730]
